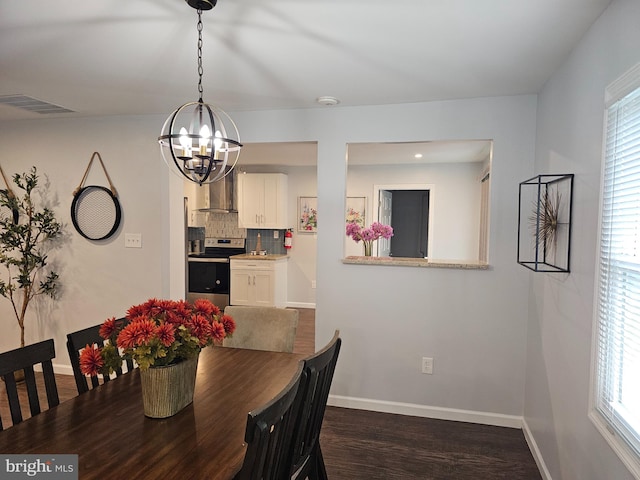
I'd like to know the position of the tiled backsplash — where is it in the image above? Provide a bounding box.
[246,229,287,255]
[203,213,287,254]
[204,212,246,239]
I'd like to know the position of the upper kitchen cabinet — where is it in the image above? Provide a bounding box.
[237,173,288,229]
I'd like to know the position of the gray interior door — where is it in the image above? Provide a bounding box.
[388,190,429,258]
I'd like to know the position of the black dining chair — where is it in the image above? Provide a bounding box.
[0,338,60,431]
[66,318,134,395]
[234,362,305,480]
[289,330,341,480]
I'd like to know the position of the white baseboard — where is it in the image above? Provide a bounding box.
[328,394,524,429]
[522,418,553,480]
[287,302,316,309]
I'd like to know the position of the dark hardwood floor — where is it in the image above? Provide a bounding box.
[0,307,541,479]
[320,407,541,479]
[293,307,316,355]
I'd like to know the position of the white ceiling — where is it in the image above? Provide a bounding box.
[240,140,492,166]
[0,0,612,122]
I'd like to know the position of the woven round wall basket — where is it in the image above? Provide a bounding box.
[71,152,122,241]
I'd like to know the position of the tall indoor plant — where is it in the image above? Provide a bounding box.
[0,167,62,348]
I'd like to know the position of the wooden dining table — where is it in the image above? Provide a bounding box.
[0,346,305,479]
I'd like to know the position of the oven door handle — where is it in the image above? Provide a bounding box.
[188,257,230,263]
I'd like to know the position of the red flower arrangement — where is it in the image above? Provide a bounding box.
[79,298,235,375]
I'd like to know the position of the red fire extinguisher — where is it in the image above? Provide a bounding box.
[284,229,293,249]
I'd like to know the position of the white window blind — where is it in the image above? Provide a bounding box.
[595,72,640,461]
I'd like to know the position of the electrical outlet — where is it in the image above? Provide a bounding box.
[125,233,142,248]
[273,230,279,239]
[422,357,433,374]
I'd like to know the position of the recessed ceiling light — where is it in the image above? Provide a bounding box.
[414,153,423,159]
[316,96,340,106]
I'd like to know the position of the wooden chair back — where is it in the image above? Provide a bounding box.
[234,362,304,480]
[0,338,59,430]
[223,306,299,353]
[289,330,342,480]
[66,318,134,394]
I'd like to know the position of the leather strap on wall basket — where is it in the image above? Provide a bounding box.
[71,152,122,240]
[0,163,19,224]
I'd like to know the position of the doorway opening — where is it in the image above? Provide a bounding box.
[374,184,432,258]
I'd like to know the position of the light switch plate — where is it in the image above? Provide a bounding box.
[125,233,142,248]
[422,357,433,374]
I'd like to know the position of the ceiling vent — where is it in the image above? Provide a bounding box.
[0,95,75,114]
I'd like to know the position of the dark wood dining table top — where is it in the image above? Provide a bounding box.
[0,346,305,479]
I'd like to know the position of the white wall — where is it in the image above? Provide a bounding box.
[226,95,536,420]
[0,115,183,371]
[526,0,640,478]
[284,167,318,307]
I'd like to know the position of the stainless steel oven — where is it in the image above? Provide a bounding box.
[186,238,246,309]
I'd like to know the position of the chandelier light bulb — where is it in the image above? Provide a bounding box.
[199,124,211,155]
[214,130,223,149]
[179,127,191,157]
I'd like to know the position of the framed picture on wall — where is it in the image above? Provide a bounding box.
[346,197,366,226]
[298,197,318,233]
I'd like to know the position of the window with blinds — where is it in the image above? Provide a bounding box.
[593,64,640,474]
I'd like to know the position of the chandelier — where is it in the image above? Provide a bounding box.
[158,0,242,185]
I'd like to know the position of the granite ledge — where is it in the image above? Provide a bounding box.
[230,254,289,261]
[342,256,489,270]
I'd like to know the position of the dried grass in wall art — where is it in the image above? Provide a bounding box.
[529,188,561,255]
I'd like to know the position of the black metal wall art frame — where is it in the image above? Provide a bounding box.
[517,174,574,273]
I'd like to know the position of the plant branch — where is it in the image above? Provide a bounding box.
[0,167,61,347]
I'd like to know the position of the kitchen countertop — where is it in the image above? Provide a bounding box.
[230,253,289,261]
[342,256,489,269]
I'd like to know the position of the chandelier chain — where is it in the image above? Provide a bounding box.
[197,9,204,101]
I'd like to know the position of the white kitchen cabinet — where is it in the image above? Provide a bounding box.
[230,257,287,307]
[237,173,288,229]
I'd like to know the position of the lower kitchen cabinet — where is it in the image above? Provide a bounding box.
[230,257,287,307]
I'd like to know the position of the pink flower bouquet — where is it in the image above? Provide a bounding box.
[346,221,394,256]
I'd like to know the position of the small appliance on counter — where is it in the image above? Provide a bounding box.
[187,227,205,255]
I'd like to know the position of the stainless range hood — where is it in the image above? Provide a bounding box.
[197,166,237,213]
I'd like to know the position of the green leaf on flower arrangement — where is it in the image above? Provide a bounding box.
[137,357,153,370]
[101,343,124,374]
